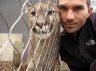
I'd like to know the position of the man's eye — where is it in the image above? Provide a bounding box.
[48,10,54,15]
[73,6,84,11]
[31,11,36,16]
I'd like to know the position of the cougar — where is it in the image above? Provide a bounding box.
[24,1,60,71]
[23,1,70,71]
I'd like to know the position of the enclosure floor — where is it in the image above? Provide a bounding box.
[0,61,70,71]
[0,61,16,71]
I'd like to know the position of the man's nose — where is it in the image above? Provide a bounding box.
[66,10,75,20]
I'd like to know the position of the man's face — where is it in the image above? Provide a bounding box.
[58,0,92,33]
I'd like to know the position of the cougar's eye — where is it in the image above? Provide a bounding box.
[31,11,36,16]
[48,10,54,15]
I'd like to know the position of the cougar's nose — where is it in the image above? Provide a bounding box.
[36,15,46,28]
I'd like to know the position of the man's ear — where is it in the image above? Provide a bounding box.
[25,1,33,13]
[87,7,93,17]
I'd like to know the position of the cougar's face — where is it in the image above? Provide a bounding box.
[26,2,60,39]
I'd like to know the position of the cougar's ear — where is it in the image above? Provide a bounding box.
[25,1,33,13]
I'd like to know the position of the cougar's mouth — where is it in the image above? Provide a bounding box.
[32,24,53,39]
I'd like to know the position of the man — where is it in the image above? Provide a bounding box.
[58,0,96,71]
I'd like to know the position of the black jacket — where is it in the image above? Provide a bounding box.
[60,13,96,71]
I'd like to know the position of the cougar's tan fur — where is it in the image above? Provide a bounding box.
[25,1,60,71]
